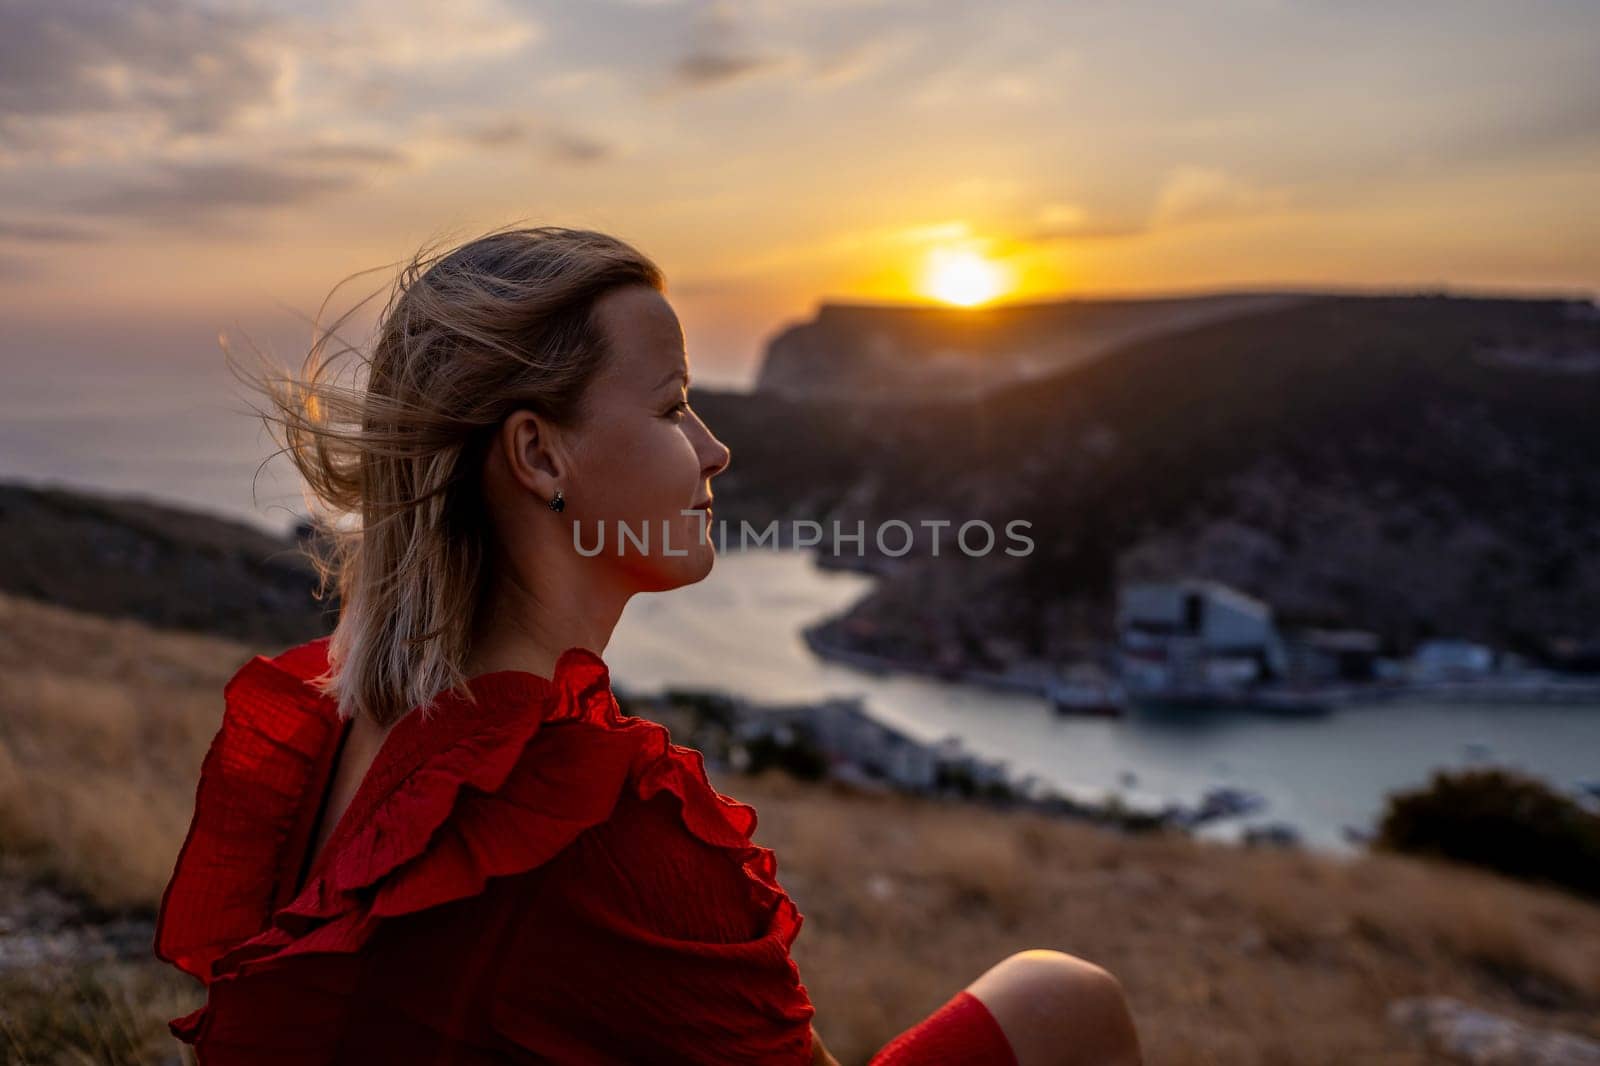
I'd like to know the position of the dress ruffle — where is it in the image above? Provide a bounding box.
[153,636,804,1052]
[153,639,345,987]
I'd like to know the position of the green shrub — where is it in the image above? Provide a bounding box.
[1375,768,1600,900]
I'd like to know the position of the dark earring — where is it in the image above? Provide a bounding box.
[548,489,565,513]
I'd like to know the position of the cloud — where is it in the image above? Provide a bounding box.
[0,0,285,155]
[1151,165,1291,225]
[308,0,542,71]
[1016,173,1291,249]
[536,67,624,96]
[278,142,410,167]
[0,219,103,243]
[1021,203,1147,243]
[801,30,921,89]
[658,3,793,93]
[0,253,38,280]
[1416,90,1600,174]
[546,129,616,163]
[673,46,787,88]
[665,8,916,95]
[455,117,535,151]
[0,0,550,170]
[69,158,365,228]
[440,116,619,164]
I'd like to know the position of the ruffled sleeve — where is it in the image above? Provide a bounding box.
[153,637,344,985]
[482,739,816,1065]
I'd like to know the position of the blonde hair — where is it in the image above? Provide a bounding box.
[227,223,664,727]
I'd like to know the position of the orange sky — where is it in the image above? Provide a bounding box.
[2,0,1598,388]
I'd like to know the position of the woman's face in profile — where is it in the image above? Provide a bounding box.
[568,283,731,591]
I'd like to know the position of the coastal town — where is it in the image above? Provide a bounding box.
[809,575,1600,718]
[607,572,1598,850]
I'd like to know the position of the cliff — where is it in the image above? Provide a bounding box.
[755,291,1317,399]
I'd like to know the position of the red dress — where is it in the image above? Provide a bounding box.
[154,636,1015,1065]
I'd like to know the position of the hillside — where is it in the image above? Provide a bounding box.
[0,480,333,648]
[0,591,1598,1064]
[697,292,1600,670]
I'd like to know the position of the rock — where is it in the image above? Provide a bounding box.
[865,873,896,902]
[1243,822,1302,848]
[0,866,155,973]
[1389,996,1600,1065]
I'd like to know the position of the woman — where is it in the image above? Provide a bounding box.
[154,225,1143,1065]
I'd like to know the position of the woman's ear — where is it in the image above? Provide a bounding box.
[496,409,563,500]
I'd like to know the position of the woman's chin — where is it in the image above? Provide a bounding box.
[640,542,715,592]
[681,542,716,582]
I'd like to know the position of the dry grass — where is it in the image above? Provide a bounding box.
[2,590,1598,1064]
[0,593,246,909]
[0,959,197,1066]
[724,769,1600,1064]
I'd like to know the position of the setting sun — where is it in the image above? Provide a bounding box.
[921,247,1011,307]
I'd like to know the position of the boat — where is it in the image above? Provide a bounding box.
[1130,685,1334,715]
[1047,675,1129,717]
[1163,786,1270,828]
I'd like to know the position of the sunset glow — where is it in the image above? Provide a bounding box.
[921,248,1011,307]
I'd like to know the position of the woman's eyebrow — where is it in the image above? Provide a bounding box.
[655,367,690,390]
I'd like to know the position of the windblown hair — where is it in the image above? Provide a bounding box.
[226,223,664,727]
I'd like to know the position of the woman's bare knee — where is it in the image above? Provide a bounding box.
[966,949,1141,1066]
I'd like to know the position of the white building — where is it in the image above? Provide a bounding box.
[1116,578,1289,689]
[1283,628,1383,683]
[1408,638,1496,681]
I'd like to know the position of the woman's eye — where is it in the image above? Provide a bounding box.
[666,400,690,419]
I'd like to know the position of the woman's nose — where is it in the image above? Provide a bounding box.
[705,435,731,477]
[696,416,731,477]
